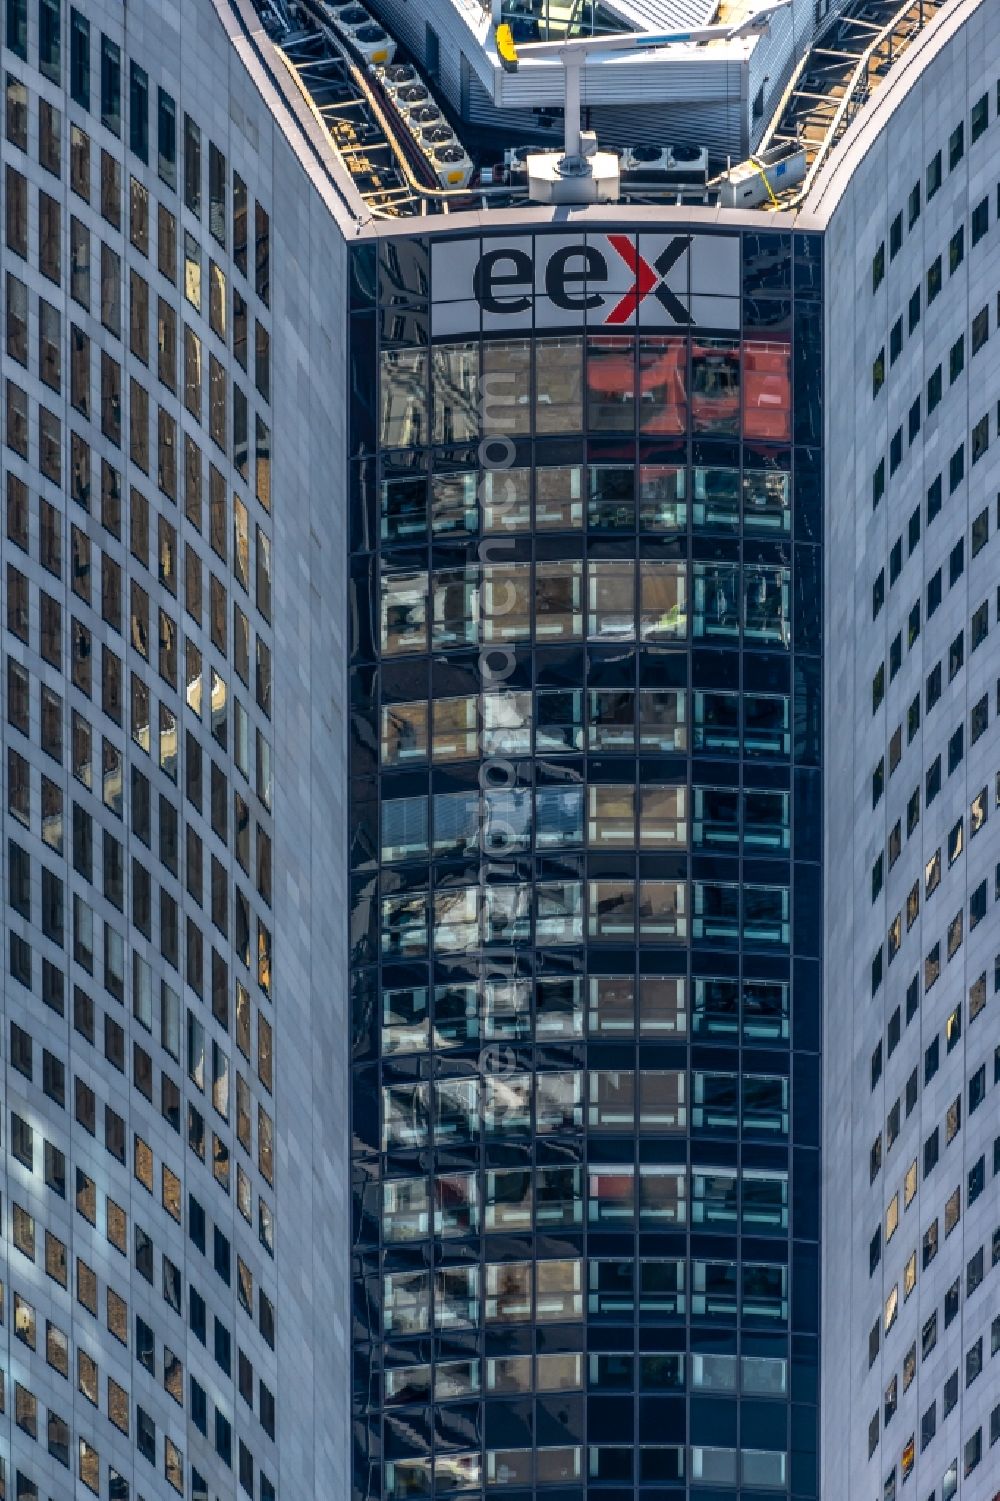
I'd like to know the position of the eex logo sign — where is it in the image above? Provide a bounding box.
[431,231,740,334]
[472,234,693,323]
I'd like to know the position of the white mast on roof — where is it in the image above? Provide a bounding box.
[495,0,791,202]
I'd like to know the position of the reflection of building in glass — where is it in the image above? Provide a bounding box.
[3,0,995,1496]
[351,224,819,1500]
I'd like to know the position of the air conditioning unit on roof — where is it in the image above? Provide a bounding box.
[620,144,708,183]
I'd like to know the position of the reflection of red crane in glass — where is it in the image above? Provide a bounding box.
[744,339,791,442]
[590,1169,633,1205]
[585,337,689,434]
[583,334,791,440]
[691,340,740,432]
[640,340,687,434]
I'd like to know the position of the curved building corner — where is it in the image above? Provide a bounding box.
[0,0,354,1497]
[816,1,1000,1497]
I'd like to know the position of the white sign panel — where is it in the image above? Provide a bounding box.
[431,232,739,334]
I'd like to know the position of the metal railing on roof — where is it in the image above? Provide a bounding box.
[268,0,533,214]
[758,0,949,207]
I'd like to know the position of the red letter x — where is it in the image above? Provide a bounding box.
[603,234,657,325]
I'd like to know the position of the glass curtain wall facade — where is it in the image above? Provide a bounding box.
[348,229,824,1501]
[0,4,280,1498]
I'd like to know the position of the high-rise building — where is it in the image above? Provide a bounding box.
[0,0,995,1498]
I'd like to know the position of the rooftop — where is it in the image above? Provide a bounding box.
[250,0,952,216]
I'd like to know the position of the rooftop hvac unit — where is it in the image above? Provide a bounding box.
[431,143,473,189]
[503,146,534,176]
[323,2,396,62]
[326,1,367,20]
[419,122,456,147]
[346,20,395,64]
[379,63,419,94]
[395,82,433,113]
[408,102,445,129]
[718,142,806,207]
[620,144,708,183]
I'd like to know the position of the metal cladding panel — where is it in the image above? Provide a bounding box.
[602,0,716,27]
[496,53,742,107]
[368,0,424,57]
[468,72,744,154]
[747,0,862,151]
[370,0,495,107]
[746,0,817,148]
[466,75,544,131]
[589,98,745,153]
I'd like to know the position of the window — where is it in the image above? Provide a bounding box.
[923,1126,938,1176]
[209,143,226,243]
[949,225,964,274]
[927,364,942,413]
[158,88,176,187]
[870,1226,881,1274]
[944,1188,961,1236]
[871,1041,883,1090]
[908,285,920,332]
[100,34,120,133]
[971,92,988,141]
[921,1311,936,1359]
[872,243,885,292]
[907,600,920,647]
[183,114,201,215]
[972,196,989,245]
[972,305,989,353]
[923,1220,938,1268]
[908,397,920,444]
[900,693,918,741]
[39,0,60,80]
[908,181,920,226]
[870,1134,882,1182]
[950,335,964,383]
[890,213,902,259]
[921,1401,936,1450]
[69,10,90,104]
[255,201,270,304]
[127,62,147,162]
[927,255,942,302]
[972,413,989,464]
[972,504,989,556]
[971,695,989,745]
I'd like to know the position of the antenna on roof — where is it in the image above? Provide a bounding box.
[495,1,791,203]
